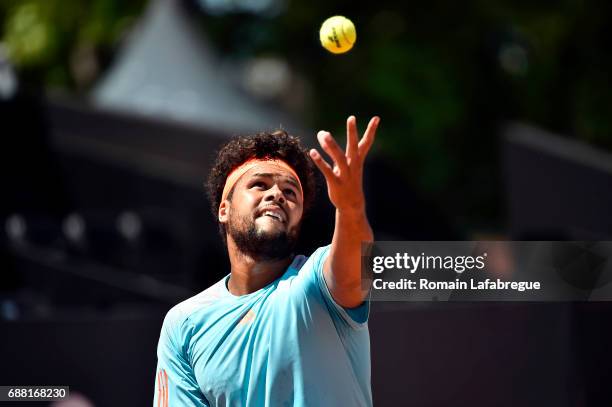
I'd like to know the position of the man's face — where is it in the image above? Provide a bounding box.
[220,162,304,261]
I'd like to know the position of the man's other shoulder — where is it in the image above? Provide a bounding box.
[163,276,229,329]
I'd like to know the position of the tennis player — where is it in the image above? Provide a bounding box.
[154,115,380,406]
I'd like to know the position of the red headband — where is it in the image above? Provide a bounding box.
[220,158,303,204]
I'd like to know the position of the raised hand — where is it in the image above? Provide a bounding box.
[309,115,380,212]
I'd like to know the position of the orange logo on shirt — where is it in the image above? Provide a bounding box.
[157,368,168,407]
[239,309,256,326]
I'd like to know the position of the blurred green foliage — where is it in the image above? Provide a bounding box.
[1,0,145,87]
[2,0,611,228]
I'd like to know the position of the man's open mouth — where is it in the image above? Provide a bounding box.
[257,207,286,223]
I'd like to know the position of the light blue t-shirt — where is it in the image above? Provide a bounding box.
[153,245,371,406]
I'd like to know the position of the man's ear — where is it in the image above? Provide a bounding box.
[218,200,229,223]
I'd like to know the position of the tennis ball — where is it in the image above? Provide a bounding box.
[319,16,356,54]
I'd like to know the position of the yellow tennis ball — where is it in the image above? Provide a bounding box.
[319,16,356,54]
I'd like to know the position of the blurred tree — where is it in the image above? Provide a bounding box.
[1,0,146,89]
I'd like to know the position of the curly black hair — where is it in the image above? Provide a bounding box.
[205,130,317,241]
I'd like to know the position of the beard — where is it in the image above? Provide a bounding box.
[227,210,300,261]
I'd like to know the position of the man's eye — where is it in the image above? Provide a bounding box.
[253,182,266,189]
[284,189,296,196]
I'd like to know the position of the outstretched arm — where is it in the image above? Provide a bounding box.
[309,115,380,308]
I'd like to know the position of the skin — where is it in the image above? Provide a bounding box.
[219,115,380,308]
[310,115,380,308]
[218,162,304,296]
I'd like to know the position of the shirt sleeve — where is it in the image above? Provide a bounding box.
[308,245,371,330]
[154,309,209,407]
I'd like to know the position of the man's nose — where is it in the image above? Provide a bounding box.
[264,184,285,204]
